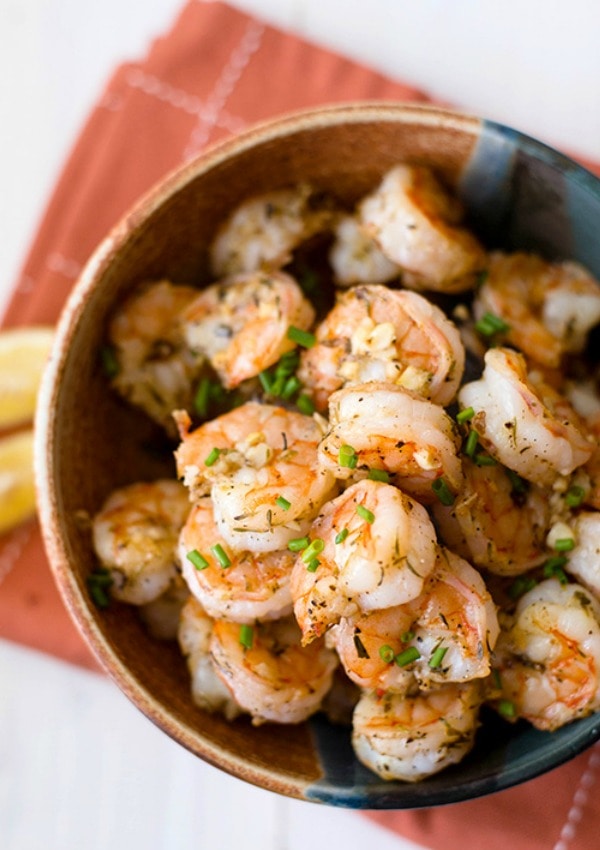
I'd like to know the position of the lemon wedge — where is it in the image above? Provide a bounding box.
[0,326,55,430]
[0,429,36,535]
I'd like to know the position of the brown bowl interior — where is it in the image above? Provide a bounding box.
[36,104,484,798]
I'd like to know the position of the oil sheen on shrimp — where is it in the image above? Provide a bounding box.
[297,284,465,412]
[352,681,483,782]
[174,402,336,550]
[210,185,332,277]
[178,596,241,720]
[458,347,594,487]
[493,578,600,731]
[318,382,463,502]
[92,479,191,606]
[178,497,294,623]
[108,280,203,434]
[210,616,338,725]
[331,547,498,691]
[359,165,486,293]
[291,479,438,644]
[474,252,600,369]
[181,271,315,389]
[432,457,551,576]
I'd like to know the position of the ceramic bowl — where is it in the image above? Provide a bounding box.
[35,103,600,808]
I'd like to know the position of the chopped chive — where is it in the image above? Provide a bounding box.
[401,630,415,642]
[367,468,390,483]
[301,538,325,563]
[287,325,316,348]
[296,393,315,415]
[394,646,421,667]
[258,370,274,394]
[456,406,474,424]
[506,468,527,494]
[193,377,212,418]
[100,345,120,378]
[464,429,479,458]
[288,536,310,552]
[429,645,448,669]
[239,624,254,649]
[508,575,537,599]
[339,444,358,469]
[186,549,209,570]
[554,537,575,552]
[431,477,455,506]
[87,568,113,608]
[211,543,231,568]
[474,452,497,467]
[565,485,585,508]
[335,528,349,544]
[498,699,516,718]
[281,375,301,400]
[275,495,291,511]
[379,644,395,664]
[306,558,320,572]
[204,447,221,467]
[356,504,375,524]
[543,555,568,572]
[475,311,511,336]
[492,668,502,689]
[89,584,110,609]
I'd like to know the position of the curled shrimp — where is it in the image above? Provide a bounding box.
[297,284,465,412]
[328,214,401,287]
[174,402,337,551]
[181,271,315,389]
[318,382,463,502]
[291,479,438,644]
[458,347,594,487]
[492,578,600,730]
[352,680,483,782]
[139,574,189,640]
[92,480,190,606]
[108,280,204,434]
[331,547,498,691]
[432,457,551,576]
[474,252,600,369]
[210,185,333,277]
[178,596,242,719]
[564,511,600,600]
[178,497,294,623]
[210,615,338,724]
[359,165,486,293]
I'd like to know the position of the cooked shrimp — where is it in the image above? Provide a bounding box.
[352,681,483,782]
[331,547,498,691]
[458,348,594,487]
[579,412,600,510]
[92,480,191,606]
[181,271,315,389]
[178,497,294,623]
[210,615,338,724]
[210,185,333,277]
[178,596,242,719]
[564,512,600,599]
[474,252,600,369]
[291,480,438,644]
[174,402,336,551]
[297,284,465,412]
[492,578,600,731]
[318,382,463,502]
[359,165,486,293]
[139,573,189,640]
[108,280,203,434]
[432,457,551,575]
[329,214,401,286]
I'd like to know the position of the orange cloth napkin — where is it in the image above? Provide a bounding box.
[2,2,600,847]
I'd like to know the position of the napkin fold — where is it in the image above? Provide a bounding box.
[2,3,599,848]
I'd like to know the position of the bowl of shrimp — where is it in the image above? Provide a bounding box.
[36,102,600,807]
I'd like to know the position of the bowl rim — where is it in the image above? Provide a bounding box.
[34,100,600,807]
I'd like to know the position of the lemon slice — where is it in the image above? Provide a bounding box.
[0,429,36,535]
[0,326,55,429]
